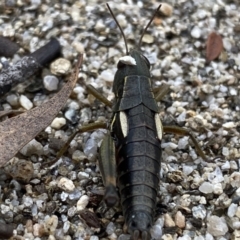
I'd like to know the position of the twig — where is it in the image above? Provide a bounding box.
[0,38,61,96]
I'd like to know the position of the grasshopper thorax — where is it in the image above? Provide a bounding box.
[112,49,151,97]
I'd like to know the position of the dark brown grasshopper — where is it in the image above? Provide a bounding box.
[56,3,207,240]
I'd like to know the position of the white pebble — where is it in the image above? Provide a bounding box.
[45,215,58,234]
[222,147,229,156]
[50,58,71,75]
[72,41,85,53]
[90,236,99,240]
[150,223,163,239]
[43,75,59,91]
[213,183,223,195]
[191,26,202,38]
[197,9,207,19]
[222,38,232,51]
[64,108,76,122]
[58,177,75,192]
[51,117,66,129]
[77,195,89,211]
[6,94,19,107]
[231,172,240,187]
[63,221,70,233]
[78,171,90,180]
[19,95,33,110]
[192,205,206,220]
[199,182,213,194]
[161,142,178,149]
[99,70,114,82]
[177,236,191,240]
[178,137,188,149]
[207,215,228,237]
[106,222,116,235]
[222,121,236,128]
[20,139,43,156]
[227,203,238,218]
[72,150,86,161]
[182,165,194,176]
[221,161,230,170]
[230,161,238,170]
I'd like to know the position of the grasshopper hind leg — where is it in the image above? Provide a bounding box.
[99,134,119,207]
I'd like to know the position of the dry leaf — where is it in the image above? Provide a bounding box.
[206,32,223,62]
[0,55,83,167]
[0,110,24,119]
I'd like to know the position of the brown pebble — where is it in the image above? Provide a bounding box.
[159,3,173,17]
[33,223,46,237]
[25,219,33,233]
[5,159,34,182]
[164,213,176,227]
[174,211,186,228]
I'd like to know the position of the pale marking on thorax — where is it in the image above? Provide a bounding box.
[118,56,136,65]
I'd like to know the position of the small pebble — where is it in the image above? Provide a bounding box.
[161,234,173,240]
[99,70,114,82]
[5,159,34,182]
[230,172,240,187]
[77,195,89,211]
[58,177,75,192]
[213,183,223,195]
[51,117,66,129]
[207,215,228,237]
[222,121,236,128]
[199,182,213,194]
[20,139,43,156]
[33,223,45,237]
[191,26,202,38]
[50,58,71,75]
[72,150,86,161]
[150,223,163,239]
[175,211,186,228]
[159,3,173,17]
[227,203,238,218]
[192,205,207,220]
[6,93,19,107]
[44,215,58,234]
[19,95,33,110]
[222,147,229,156]
[43,75,59,91]
[221,161,230,170]
[164,213,175,227]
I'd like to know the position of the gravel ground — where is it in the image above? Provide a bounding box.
[0,0,240,239]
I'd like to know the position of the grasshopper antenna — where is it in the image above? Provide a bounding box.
[106,3,129,55]
[138,4,162,48]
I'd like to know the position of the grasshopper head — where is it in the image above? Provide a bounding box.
[112,50,151,95]
[117,49,151,77]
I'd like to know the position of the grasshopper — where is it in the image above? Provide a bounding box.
[55,3,206,239]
